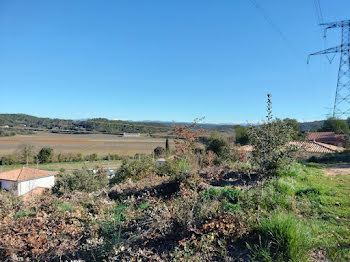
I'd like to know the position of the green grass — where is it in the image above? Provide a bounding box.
[244,163,350,261]
[55,201,77,213]
[201,186,243,212]
[248,212,311,262]
[13,208,36,219]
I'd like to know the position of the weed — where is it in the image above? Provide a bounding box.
[13,208,36,219]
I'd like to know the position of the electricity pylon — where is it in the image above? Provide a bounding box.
[308,20,350,118]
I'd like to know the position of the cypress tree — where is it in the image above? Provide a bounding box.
[165,138,170,153]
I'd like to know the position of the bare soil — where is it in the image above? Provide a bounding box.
[323,164,350,176]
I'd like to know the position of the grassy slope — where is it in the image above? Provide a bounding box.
[246,163,350,261]
[302,165,350,261]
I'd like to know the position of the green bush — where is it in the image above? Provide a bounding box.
[248,94,296,176]
[156,159,181,177]
[0,154,19,165]
[85,153,98,161]
[235,125,249,145]
[52,168,108,195]
[249,212,310,262]
[110,158,156,185]
[207,131,237,164]
[37,147,54,163]
[154,146,165,157]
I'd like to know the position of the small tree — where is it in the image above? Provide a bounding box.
[174,119,204,163]
[36,147,53,163]
[17,144,35,165]
[154,146,165,157]
[248,94,295,176]
[53,168,108,196]
[207,131,229,156]
[234,125,249,145]
[320,117,349,134]
[283,118,303,140]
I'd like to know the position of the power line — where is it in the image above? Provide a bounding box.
[312,0,335,63]
[248,0,301,57]
[313,0,324,24]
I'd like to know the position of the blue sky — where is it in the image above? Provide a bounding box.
[0,0,349,123]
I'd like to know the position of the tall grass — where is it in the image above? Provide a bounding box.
[249,212,311,262]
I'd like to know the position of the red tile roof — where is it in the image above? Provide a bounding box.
[0,167,57,182]
[238,141,345,155]
[291,141,345,153]
[306,132,347,141]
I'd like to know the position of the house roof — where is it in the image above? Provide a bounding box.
[0,167,57,182]
[238,141,345,155]
[291,141,345,154]
[306,132,347,141]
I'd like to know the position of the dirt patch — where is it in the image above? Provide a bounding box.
[108,176,180,201]
[323,164,350,176]
[200,166,260,189]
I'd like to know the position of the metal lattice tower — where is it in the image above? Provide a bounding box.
[308,20,350,117]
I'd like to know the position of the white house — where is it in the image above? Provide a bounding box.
[123,132,140,137]
[0,167,57,197]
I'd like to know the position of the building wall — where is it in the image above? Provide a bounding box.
[0,180,17,194]
[17,175,55,196]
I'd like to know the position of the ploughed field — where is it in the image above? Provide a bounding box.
[0,132,170,155]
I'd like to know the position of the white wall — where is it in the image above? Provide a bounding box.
[0,180,17,194]
[18,175,55,196]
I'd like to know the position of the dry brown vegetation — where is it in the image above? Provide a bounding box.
[0,117,349,261]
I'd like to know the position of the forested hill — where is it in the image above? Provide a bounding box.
[299,120,324,132]
[0,114,326,135]
[0,114,172,134]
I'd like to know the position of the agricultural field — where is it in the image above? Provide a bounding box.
[0,132,172,156]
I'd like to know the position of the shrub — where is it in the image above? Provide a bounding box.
[207,132,228,156]
[234,125,249,145]
[154,146,165,157]
[248,212,310,262]
[37,147,54,163]
[52,168,108,195]
[156,159,181,177]
[0,154,19,165]
[174,186,222,228]
[206,132,237,164]
[85,153,98,161]
[0,190,22,219]
[248,94,296,176]
[104,154,121,160]
[110,158,156,185]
